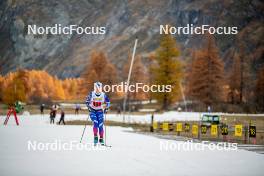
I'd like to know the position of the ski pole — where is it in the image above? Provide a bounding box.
[104,112,107,145]
[80,117,89,143]
[103,112,112,147]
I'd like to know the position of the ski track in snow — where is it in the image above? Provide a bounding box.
[0,114,264,176]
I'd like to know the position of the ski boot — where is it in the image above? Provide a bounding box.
[99,138,105,146]
[94,136,99,146]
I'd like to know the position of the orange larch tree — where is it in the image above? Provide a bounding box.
[187,34,224,107]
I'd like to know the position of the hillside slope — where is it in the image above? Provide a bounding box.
[0,0,263,78]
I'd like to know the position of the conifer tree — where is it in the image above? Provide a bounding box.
[151,34,182,110]
[81,51,118,97]
[255,66,264,112]
[187,34,224,106]
[0,74,3,102]
[228,53,242,104]
[3,70,27,105]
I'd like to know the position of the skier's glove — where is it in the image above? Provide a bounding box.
[88,107,92,112]
[104,108,109,114]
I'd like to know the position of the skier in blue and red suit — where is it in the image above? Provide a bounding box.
[85,82,110,145]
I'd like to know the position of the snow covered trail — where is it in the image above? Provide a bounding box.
[0,115,264,176]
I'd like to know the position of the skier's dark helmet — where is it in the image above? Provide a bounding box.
[94,82,103,95]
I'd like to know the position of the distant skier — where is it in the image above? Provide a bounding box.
[117,106,121,116]
[4,101,23,126]
[49,108,55,124]
[52,104,58,118]
[59,109,66,125]
[207,106,211,113]
[86,82,110,145]
[40,104,45,115]
[75,103,81,115]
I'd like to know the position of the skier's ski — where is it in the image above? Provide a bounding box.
[93,143,112,147]
[101,144,112,147]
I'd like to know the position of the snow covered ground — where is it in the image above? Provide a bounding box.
[0,114,264,176]
[23,111,201,124]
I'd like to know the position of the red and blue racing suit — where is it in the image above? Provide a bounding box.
[85,91,110,138]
